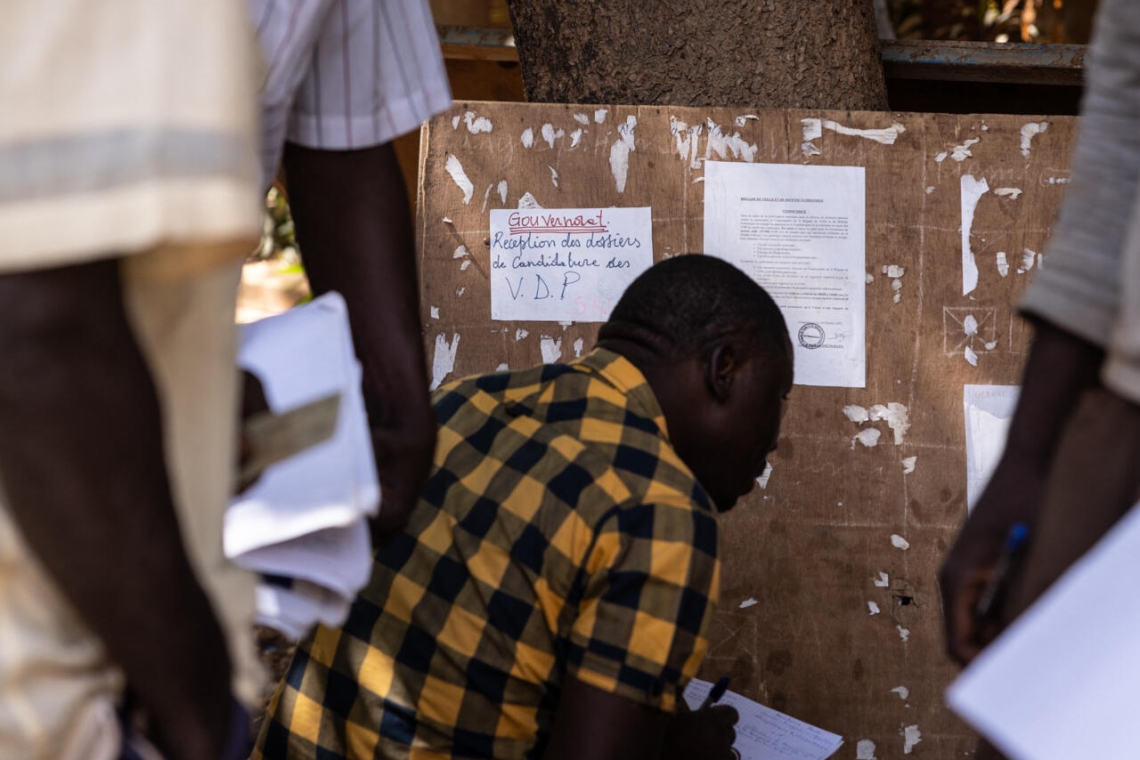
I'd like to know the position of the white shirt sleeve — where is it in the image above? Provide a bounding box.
[250,0,452,189]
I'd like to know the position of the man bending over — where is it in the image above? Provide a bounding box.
[255,255,794,760]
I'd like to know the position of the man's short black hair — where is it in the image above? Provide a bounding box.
[599,254,790,364]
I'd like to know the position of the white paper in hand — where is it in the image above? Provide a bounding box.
[226,293,379,634]
[228,292,379,556]
[947,502,1140,760]
[683,678,844,760]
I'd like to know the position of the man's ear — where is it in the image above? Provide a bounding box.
[704,342,741,404]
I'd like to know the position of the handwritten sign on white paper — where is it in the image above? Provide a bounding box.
[490,207,653,322]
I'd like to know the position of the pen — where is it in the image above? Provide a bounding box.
[699,677,731,710]
[974,522,1031,621]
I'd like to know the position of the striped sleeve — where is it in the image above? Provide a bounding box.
[251,0,452,188]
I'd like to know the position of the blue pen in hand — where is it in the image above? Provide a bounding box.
[699,677,731,710]
[974,522,1031,621]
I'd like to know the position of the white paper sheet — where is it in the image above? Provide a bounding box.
[683,678,844,760]
[947,501,1140,760]
[703,161,866,388]
[963,385,1020,511]
[489,207,653,322]
[227,293,379,635]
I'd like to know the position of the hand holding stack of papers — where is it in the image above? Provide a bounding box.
[226,293,380,640]
[947,501,1140,760]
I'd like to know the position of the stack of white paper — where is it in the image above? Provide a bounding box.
[683,678,844,760]
[947,501,1140,760]
[226,293,380,639]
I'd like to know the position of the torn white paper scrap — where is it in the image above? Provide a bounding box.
[445,154,474,204]
[964,385,1020,511]
[490,207,653,323]
[946,501,1140,760]
[961,175,990,295]
[704,161,866,388]
[683,678,845,760]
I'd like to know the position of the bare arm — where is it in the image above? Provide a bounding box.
[282,141,436,541]
[0,260,234,760]
[940,319,1104,664]
[542,677,737,760]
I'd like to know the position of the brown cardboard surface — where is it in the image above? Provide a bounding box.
[417,102,1075,758]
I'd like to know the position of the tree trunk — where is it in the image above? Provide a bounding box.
[504,0,889,110]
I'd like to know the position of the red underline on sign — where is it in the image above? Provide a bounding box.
[509,227,608,234]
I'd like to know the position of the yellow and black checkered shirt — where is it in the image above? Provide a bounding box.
[256,349,721,760]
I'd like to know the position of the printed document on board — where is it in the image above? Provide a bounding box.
[703,162,866,388]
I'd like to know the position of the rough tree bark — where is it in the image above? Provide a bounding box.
[504,0,889,111]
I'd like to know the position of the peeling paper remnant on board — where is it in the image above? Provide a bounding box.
[801,118,906,145]
[1021,121,1049,158]
[870,403,910,445]
[901,724,922,754]
[756,462,773,489]
[549,166,559,188]
[902,456,917,475]
[445,154,474,204]
[937,137,980,163]
[541,123,564,149]
[856,740,878,760]
[843,405,870,423]
[739,598,758,609]
[801,142,822,158]
[965,346,979,367]
[995,187,1023,200]
[891,686,910,700]
[897,625,911,642]
[496,363,509,372]
[594,109,608,124]
[997,251,1010,277]
[498,180,508,204]
[520,128,535,148]
[464,111,492,134]
[517,192,542,210]
[735,114,759,127]
[609,115,638,194]
[868,601,881,615]
[891,534,910,550]
[430,333,461,391]
[429,306,439,320]
[704,119,758,162]
[573,338,584,358]
[540,335,563,364]
[852,428,882,449]
[1018,248,1037,274]
[573,113,590,126]
[514,328,529,341]
[961,175,990,295]
[874,572,890,588]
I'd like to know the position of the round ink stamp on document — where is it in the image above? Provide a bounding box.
[798,323,826,349]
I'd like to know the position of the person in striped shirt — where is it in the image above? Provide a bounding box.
[249,0,453,540]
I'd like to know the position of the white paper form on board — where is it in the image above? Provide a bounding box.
[489,207,654,322]
[963,384,1020,511]
[703,161,866,388]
